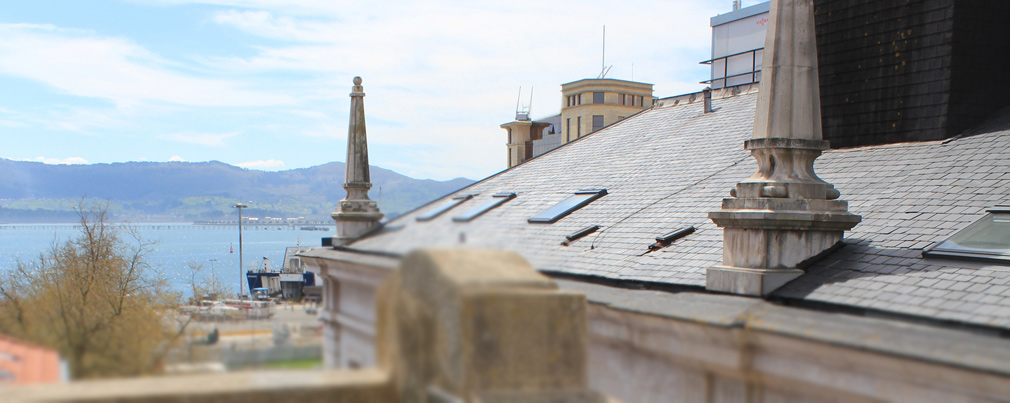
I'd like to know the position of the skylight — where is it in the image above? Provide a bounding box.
[528,189,607,224]
[416,194,473,222]
[924,206,1010,262]
[452,193,516,222]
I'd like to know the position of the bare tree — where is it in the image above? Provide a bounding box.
[0,203,183,379]
[186,261,230,303]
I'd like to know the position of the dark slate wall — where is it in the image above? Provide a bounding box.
[947,0,1010,136]
[814,0,956,148]
[814,0,1010,148]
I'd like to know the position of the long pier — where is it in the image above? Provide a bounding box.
[0,223,334,231]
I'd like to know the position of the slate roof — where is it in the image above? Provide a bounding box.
[345,86,1010,331]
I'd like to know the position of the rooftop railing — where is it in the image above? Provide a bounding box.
[700,47,764,89]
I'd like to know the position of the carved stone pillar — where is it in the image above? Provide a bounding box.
[707,0,860,297]
[331,76,383,246]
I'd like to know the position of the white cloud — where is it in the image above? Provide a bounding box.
[25,156,89,165]
[159,132,239,147]
[184,0,723,179]
[237,159,285,169]
[0,24,292,108]
[168,156,186,162]
[2,1,728,181]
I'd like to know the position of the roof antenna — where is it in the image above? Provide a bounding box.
[597,25,612,79]
[515,86,532,121]
[528,87,534,118]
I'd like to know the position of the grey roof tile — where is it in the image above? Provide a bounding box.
[344,90,1010,331]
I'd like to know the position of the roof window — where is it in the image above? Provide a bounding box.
[416,194,473,222]
[452,193,516,222]
[528,189,607,224]
[924,206,1010,263]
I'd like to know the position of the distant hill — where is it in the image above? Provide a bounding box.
[0,159,475,223]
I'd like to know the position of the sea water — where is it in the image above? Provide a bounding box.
[0,224,333,296]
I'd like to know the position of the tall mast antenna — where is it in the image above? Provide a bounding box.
[597,25,612,79]
[528,87,534,117]
[515,86,522,115]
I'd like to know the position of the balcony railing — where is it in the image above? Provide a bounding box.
[700,47,764,89]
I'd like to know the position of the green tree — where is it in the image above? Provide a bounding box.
[0,204,183,379]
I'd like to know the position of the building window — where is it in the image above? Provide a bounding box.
[620,94,626,105]
[637,95,643,107]
[528,189,608,224]
[924,206,1010,263]
[592,115,604,132]
[577,116,581,137]
[593,92,604,104]
[577,94,582,105]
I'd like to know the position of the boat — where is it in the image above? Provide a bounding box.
[245,251,317,301]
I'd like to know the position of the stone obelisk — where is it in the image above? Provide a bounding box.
[707,0,860,296]
[331,76,383,246]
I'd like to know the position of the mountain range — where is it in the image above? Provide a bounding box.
[0,159,475,223]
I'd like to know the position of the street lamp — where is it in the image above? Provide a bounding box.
[208,258,218,296]
[233,202,248,299]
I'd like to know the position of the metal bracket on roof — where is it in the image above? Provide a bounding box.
[561,225,600,246]
[648,226,696,251]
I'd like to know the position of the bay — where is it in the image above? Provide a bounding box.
[0,223,332,296]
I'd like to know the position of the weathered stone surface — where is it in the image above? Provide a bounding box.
[376,249,603,403]
[719,228,842,270]
[707,266,804,297]
[752,0,822,141]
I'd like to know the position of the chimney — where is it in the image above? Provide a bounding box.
[733,0,742,11]
[331,76,383,246]
[706,0,860,297]
[703,87,714,114]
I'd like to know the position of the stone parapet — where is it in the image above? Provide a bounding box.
[377,249,605,403]
[0,369,393,403]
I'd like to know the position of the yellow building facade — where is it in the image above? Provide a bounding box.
[559,78,653,142]
[500,78,654,168]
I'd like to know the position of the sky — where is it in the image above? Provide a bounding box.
[0,0,754,181]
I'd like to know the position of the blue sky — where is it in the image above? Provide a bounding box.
[0,0,748,180]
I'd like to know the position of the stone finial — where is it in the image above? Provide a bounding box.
[707,0,860,297]
[331,76,383,246]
